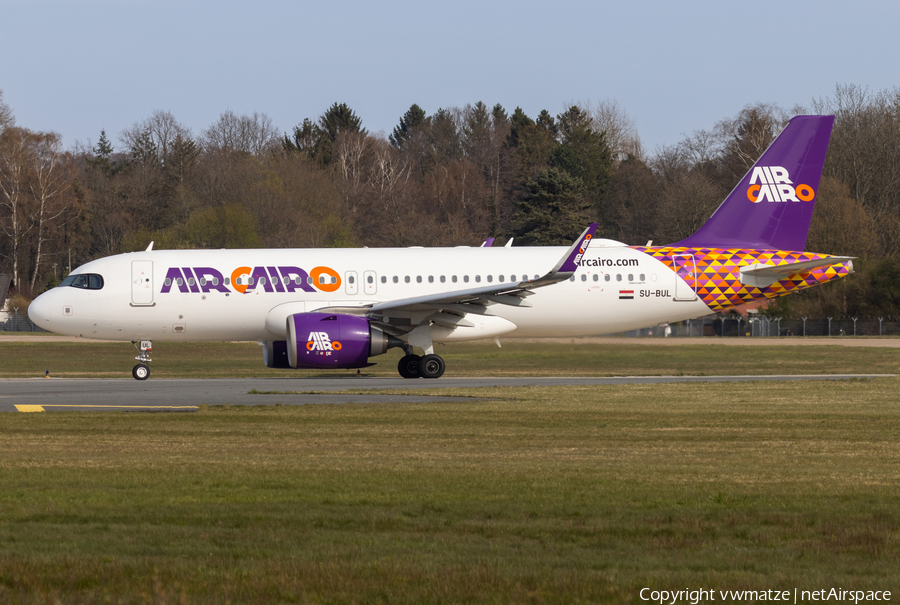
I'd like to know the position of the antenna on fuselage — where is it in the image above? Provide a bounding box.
[145,241,154,252]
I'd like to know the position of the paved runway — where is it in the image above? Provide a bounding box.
[1,374,895,412]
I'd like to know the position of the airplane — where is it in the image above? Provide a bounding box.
[28,115,853,380]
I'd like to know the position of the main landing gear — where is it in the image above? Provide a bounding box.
[132,340,152,380]
[397,352,445,379]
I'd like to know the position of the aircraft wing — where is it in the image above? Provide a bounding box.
[312,224,598,324]
[740,256,855,288]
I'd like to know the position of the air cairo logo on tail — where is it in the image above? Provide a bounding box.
[746,166,816,203]
[307,331,342,352]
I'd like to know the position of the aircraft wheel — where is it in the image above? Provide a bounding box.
[398,355,422,379]
[132,363,150,380]
[420,354,445,379]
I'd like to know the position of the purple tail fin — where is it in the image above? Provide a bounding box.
[674,115,834,251]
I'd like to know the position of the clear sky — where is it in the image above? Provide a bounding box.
[2,0,898,153]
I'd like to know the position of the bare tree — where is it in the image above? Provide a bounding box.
[0,127,32,286]
[28,132,71,288]
[656,172,722,244]
[333,131,372,211]
[0,89,13,133]
[201,110,279,156]
[813,85,900,254]
[120,110,192,165]
[715,103,788,183]
[590,99,641,160]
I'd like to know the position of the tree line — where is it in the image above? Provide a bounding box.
[1,85,898,317]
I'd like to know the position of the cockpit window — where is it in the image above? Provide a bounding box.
[59,273,104,290]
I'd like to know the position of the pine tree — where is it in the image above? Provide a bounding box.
[89,129,116,174]
[509,167,590,245]
[389,104,427,148]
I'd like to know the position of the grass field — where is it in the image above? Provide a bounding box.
[0,338,898,378]
[1,379,898,603]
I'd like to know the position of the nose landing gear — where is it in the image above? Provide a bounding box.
[132,340,152,380]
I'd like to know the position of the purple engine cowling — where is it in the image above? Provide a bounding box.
[286,313,400,369]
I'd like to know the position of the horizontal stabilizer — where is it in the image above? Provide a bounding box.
[740,256,854,288]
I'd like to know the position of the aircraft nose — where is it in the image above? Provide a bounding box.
[28,291,56,331]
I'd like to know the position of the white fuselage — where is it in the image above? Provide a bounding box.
[29,241,711,342]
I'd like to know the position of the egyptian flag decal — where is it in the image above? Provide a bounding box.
[619,290,634,300]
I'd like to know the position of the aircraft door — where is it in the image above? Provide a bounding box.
[364,271,377,295]
[131,260,154,306]
[345,271,359,295]
[673,254,697,301]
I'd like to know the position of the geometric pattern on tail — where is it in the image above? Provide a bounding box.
[636,247,853,311]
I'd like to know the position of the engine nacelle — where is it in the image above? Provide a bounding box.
[286,313,402,369]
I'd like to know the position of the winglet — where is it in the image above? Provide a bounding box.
[481,237,495,247]
[526,223,598,288]
[557,223,598,273]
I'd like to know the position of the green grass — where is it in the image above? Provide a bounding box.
[1,380,899,603]
[1,339,898,378]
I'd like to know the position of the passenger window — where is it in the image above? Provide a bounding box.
[213,277,219,286]
[199,278,207,286]
[452,276,458,283]
[405,276,410,283]
[259,277,266,285]
[349,275,355,284]
[498,275,505,282]
[225,278,231,285]
[177,277,184,286]
[628,274,633,281]
[380,276,386,284]
[604,274,610,282]
[640,274,645,281]
[393,276,398,283]
[428,276,434,283]
[581,274,587,281]
[165,278,172,287]
[616,274,622,282]
[367,275,373,284]
[189,277,196,286]
[475,275,481,283]
[593,274,599,282]
[569,276,575,282]
[440,276,446,283]
[464,276,469,283]
[487,275,493,283]
[416,276,422,283]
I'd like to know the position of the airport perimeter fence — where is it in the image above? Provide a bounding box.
[642,316,900,338]
[0,312,49,333]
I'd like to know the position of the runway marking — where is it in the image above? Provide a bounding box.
[15,405,198,412]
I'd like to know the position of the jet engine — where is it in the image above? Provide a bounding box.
[284,313,403,369]
[261,340,291,368]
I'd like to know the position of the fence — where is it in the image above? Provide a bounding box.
[629,316,900,338]
[0,310,49,333]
